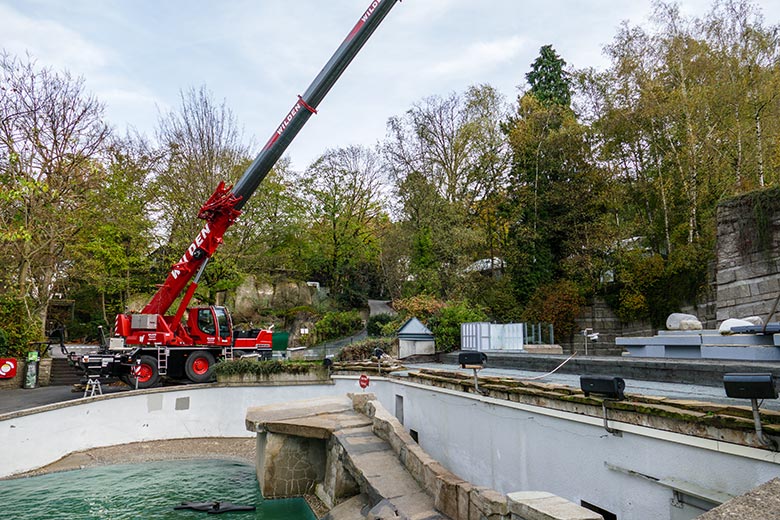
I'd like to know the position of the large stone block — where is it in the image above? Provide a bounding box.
[431,470,467,519]
[457,481,473,520]
[757,280,780,298]
[401,443,436,487]
[507,491,603,520]
[350,392,376,414]
[319,439,360,508]
[258,432,326,498]
[716,268,737,285]
[470,487,509,519]
[718,282,752,302]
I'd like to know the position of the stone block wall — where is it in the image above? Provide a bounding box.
[0,359,51,389]
[716,189,780,322]
[0,359,25,389]
[255,431,326,498]
[560,299,655,356]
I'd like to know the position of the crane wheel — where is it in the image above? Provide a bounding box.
[130,355,161,389]
[185,350,216,383]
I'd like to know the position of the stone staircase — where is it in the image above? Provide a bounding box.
[246,394,601,520]
[49,358,82,386]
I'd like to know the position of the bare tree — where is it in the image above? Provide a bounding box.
[153,85,249,254]
[383,85,509,210]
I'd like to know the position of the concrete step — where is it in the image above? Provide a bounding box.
[49,358,83,386]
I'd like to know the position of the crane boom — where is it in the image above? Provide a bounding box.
[141,0,398,316]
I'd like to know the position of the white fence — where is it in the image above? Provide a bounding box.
[461,322,525,352]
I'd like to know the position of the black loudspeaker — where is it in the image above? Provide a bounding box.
[458,351,487,367]
[723,373,778,399]
[580,375,626,399]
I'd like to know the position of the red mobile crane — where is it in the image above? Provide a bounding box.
[74,0,399,388]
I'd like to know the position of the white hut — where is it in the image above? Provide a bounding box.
[397,318,435,359]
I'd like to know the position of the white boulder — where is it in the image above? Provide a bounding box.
[666,313,702,330]
[718,318,755,334]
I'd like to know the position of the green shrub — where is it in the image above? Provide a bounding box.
[367,313,395,336]
[392,294,445,323]
[336,337,394,362]
[608,244,710,326]
[0,328,8,357]
[66,318,110,343]
[314,310,363,342]
[213,358,316,376]
[428,300,488,353]
[521,280,585,339]
[0,296,41,357]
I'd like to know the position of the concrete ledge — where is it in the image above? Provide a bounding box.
[698,478,780,520]
[617,336,703,346]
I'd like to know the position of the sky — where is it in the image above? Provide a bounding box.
[2,0,780,171]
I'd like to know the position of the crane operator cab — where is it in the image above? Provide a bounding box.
[188,306,232,346]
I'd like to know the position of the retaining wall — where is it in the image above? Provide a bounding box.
[716,189,780,322]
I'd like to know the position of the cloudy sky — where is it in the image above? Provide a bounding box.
[2,0,779,171]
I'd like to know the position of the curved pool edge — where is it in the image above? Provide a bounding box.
[2,436,255,480]
[0,381,358,479]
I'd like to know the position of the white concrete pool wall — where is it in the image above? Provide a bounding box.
[383,379,780,519]
[2,376,780,520]
[1,381,356,478]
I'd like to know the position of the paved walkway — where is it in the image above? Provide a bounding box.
[367,300,395,316]
[0,384,129,416]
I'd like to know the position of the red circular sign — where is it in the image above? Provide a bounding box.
[359,374,370,389]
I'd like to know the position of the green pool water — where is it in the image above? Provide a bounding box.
[0,459,316,519]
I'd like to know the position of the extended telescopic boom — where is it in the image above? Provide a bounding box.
[141,0,398,317]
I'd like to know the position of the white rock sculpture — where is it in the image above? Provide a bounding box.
[666,313,702,330]
[679,319,703,330]
[718,318,755,334]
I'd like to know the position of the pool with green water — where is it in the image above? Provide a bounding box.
[0,459,316,519]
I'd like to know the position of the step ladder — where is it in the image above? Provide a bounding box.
[223,343,234,361]
[157,345,168,376]
[83,376,102,397]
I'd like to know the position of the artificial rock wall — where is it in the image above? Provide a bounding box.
[716,188,780,322]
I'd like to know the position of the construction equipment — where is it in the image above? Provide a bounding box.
[73,0,399,388]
